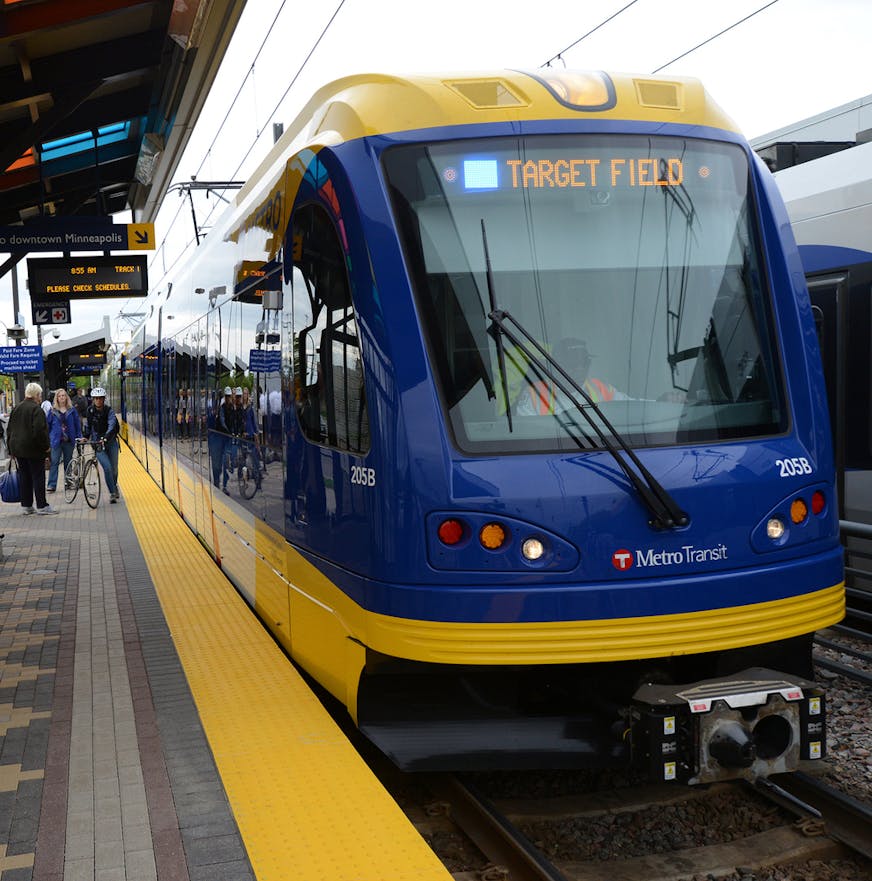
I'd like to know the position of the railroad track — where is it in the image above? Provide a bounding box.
[815,624,872,687]
[758,772,872,862]
[402,771,872,881]
[333,630,872,881]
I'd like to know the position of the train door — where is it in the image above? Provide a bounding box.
[284,196,371,562]
[141,333,163,490]
[806,266,872,515]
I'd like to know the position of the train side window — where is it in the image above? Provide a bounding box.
[291,203,370,453]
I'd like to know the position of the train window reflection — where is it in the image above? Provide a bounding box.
[292,203,370,454]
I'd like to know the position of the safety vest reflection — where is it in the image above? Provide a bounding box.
[526,377,616,414]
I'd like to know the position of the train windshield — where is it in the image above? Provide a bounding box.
[382,135,786,453]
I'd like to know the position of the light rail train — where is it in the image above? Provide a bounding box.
[772,141,872,483]
[110,69,844,784]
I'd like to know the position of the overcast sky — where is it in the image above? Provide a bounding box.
[6,0,872,346]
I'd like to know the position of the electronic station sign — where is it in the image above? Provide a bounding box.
[28,255,149,299]
[67,352,106,366]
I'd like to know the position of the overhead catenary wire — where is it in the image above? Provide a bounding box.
[209,0,346,216]
[651,0,780,73]
[540,0,641,69]
[123,0,292,328]
[196,0,347,235]
[190,0,290,181]
[541,0,781,77]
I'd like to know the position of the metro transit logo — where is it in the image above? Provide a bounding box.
[612,549,634,570]
[611,543,729,571]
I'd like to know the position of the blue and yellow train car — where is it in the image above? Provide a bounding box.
[117,70,843,784]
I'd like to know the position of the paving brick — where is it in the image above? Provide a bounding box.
[1,465,256,881]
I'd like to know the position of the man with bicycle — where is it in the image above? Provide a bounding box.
[238,387,262,491]
[84,387,120,503]
[217,386,241,494]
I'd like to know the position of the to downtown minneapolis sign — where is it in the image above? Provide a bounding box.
[0,219,155,252]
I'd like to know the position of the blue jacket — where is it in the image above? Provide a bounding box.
[48,407,82,447]
[243,404,258,438]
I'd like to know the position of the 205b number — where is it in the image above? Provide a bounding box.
[776,457,813,477]
[351,466,376,486]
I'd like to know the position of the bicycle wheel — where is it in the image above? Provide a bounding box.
[83,458,102,508]
[64,457,81,503]
[238,451,258,499]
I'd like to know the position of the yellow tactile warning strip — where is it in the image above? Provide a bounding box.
[121,450,452,881]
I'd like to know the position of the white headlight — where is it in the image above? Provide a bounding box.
[522,538,545,560]
[766,517,785,540]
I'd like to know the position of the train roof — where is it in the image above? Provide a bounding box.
[299,69,736,134]
[775,140,872,215]
[774,141,872,260]
[226,69,742,245]
[237,70,738,197]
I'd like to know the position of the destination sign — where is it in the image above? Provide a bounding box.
[68,352,106,366]
[234,259,281,304]
[457,156,686,191]
[28,255,149,300]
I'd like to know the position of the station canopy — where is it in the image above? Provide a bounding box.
[0,0,247,227]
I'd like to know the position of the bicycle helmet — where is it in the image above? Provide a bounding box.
[91,387,106,397]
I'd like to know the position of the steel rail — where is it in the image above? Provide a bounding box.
[814,654,872,686]
[760,772,872,861]
[833,622,872,641]
[424,775,569,881]
[814,635,872,664]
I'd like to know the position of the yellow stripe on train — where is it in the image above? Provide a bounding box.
[361,582,845,664]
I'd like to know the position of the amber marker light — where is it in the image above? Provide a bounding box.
[811,491,826,515]
[438,519,464,546]
[479,522,507,550]
[790,498,809,524]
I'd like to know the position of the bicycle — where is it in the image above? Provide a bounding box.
[225,436,262,500]
[64,439,103,508]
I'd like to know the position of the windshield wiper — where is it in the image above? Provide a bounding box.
[481,219,513,433]
[488,307,690,531]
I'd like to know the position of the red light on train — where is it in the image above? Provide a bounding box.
[438,519,464,546]
[811,491,826,515]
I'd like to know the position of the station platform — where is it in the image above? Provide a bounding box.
[0,446,451,881]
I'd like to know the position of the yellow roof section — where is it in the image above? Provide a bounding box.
[229,69,741,250]
[297,69,740,143]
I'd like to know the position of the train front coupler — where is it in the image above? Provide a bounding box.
[630,667,825,785]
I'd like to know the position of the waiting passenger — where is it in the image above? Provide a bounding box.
[47,388,83,493]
